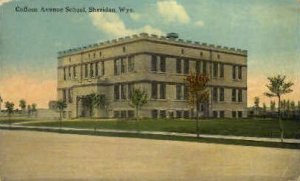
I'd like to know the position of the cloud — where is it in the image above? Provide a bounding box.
[89,13,164,37]
[129,13,141,21]
[0,0,12,6]
[194,20,205,27]
[157,0,190,24]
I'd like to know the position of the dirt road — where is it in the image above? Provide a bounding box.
[0,130,299,181]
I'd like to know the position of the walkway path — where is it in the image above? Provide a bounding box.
[1,123,299,144]
[1,130,300,180]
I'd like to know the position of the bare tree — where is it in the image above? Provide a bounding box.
[185,73,209,138]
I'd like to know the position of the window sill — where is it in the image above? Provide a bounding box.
[151,71,166,74]
[232,79,243,82]
[150,99,167,101]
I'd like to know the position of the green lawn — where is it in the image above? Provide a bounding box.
[0,117,39,124]
[22,118,300,139]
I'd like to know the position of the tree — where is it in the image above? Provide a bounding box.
[94,94,109,111]
[264,75,294,142]
[32,103,37,117]
[27,105,32,117]
[129,88,148,120]
[254,97,260,108]
[290,101,295,118]
[270,101,276,112]
[0,95,3,111]
[286,100,291,118]
[56,100,67,129]
[262,103,267,118]
[270,100,276,118]
[19,99,26,114]
[5,101,14,123]
[185,73,209,138]
[82,93,107,117]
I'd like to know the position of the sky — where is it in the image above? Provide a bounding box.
[0,0,299,108]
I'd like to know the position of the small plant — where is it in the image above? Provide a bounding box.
[129,88,148,120]
[56,100,67,129]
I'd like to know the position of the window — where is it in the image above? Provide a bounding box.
[93,53,96,58]
[219,88,224,102]
[238,89,243,102]
[128,56,134,72]
[63,67,66,80]
[160,110,166,118]
[121,111,126,118]
[232,65,236,79]
[176,111,182,118]
[238,66,242,79]
[220,64,224,78]
[73,66,76,78]
[160,56,166,72]
[238,111,243,118]
[203,61,207,74]
[220,111,225,118]
[151,82,158,99]
[95,63,98,76]
[121,58,125,73]
[232,111,236,118]
[151,55,157,71]
[213,111,218,118]
[68,89,72,103]
[90,63,94,77]
[121,84,126,99]
[99,52,102,57]
[152,110,158,118]
[176,59,181,73]
[176,84,188,100]
[85,64,88,78]
[114,111,120,118]
[196,61,201,74]
[114,85,120,100]
[176,85,182,100]
[128,110,134,118]
[181,49,184,54]
[183,111,189,118]
[213,63,218,78]
[68,66,71,79]
[62,89,67,102]
[184,85,188,100]
[217,54,220,59]
[128,84,133,99]
[184,59,189,74]
[101,61,105,75]
[213,87,218,102]
[122,46,126,52]
[200,52,203,57]
[232,89,236,102]
[114,59,119,75]
[160,83,166,99]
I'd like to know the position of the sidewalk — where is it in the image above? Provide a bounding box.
[0,123,300,144]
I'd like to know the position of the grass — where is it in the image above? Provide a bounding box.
[19,118,300,139]
[1,126,300,150]
[0,117,40,124]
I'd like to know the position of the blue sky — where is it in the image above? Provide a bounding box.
[0,0,299,108]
